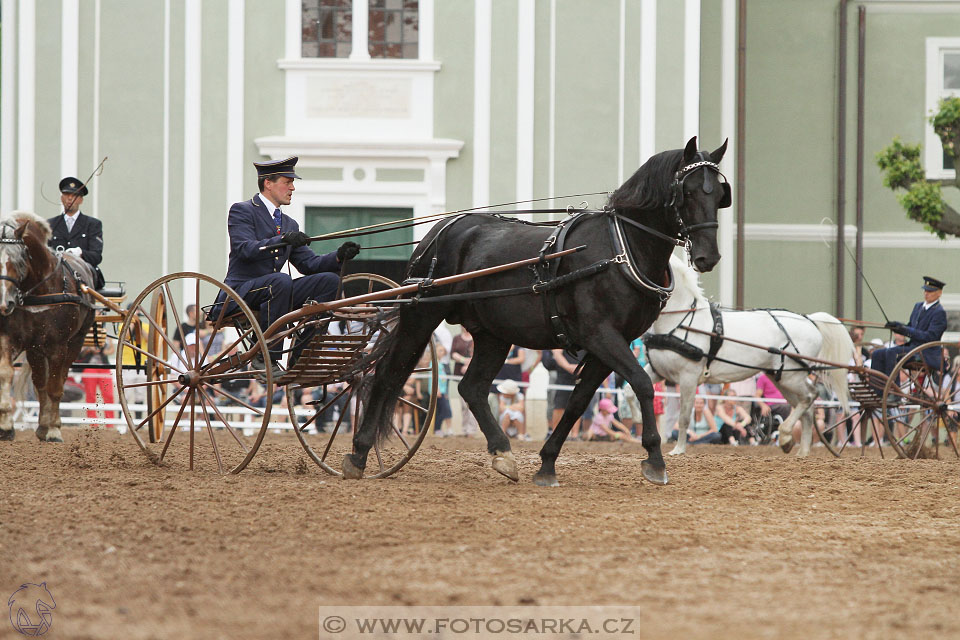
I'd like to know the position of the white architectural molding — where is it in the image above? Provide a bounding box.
[472,0,492,208]
[1,0,17,214]
[719,0,736,304]
[548,0,556,210]
[925,37,960,179]
[683,0,701,141]
[516,0,535,213]
[91,0,101,217]
[419,0,434,62]
[740,223,960,249]
[183,1,201,277]
[617,0,626,185]
[17,0,36,211]
[226,0,245,207]
[639,0,657,164]
[162,0,171,275]
[60,0,80,178]
[277,58,440,72]
[285,0,300,59]
[255,137,462,162]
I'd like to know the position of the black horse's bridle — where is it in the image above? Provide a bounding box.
[0,237,27,305]
[666,157,730,241]
[0,236,87,308]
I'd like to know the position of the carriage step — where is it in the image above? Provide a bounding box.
[848,380,883,410]
[275,331,374,386]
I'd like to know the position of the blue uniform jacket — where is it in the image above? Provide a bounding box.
[901,300,947,366]
[46,212,105,289]
[223,195,339,290]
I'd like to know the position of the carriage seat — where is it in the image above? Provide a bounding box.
[96,282,125,299]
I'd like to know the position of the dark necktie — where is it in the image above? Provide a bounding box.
[273,208,282,235]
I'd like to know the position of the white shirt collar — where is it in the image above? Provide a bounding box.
[62,210,80,222]
[924,300,939,310]
[258,193,280,214]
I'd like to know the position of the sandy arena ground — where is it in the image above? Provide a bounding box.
[2,427,959,639]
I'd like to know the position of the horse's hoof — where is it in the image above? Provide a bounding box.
[45,437,63,443]
[668,447,685,456]
[780,440,794,454]
[0,429,13,441]
[641,460,669,486]
[491,451,519,482]
[532,472,559,487]
[342,455,364,480]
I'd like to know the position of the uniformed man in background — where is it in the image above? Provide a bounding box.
[219,156,359,379]
[47,177,105,289]
[871,275,947,379]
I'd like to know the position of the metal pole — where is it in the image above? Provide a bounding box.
[836,0,848,318]
[856,5,866,320]
[735,0,746,308]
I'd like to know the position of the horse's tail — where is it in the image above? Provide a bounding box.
[809,312,853,415]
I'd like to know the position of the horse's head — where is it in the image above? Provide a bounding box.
[670,136,729,273]
[0,213,54,316]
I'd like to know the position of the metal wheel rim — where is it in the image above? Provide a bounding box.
[116,272,273,474]
[290,273,439,479]
[146,289,168,443]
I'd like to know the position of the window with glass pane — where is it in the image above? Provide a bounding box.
[369,0,418,59]
[944,52,960,90]
[302,0,352,58]
[305,207,413,261]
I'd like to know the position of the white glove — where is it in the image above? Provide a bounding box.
[65,247,83,257]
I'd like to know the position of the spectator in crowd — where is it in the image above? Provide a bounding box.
[172,304,198,354]
[670,396,722,444]
[715,388,754,445]
[490,344,525,419]
[497,379,527,440]
[433,343,452,436]
[550,349,583,439]
[450,327,479,436]
[618,339,646,435]
[78,336,116,427]
[400,370,425,436]
[584,397,636,442]
[754,372,790,443]
[850,325,869,363]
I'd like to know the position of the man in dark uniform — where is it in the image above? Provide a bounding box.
[47,177,106,289]
[220,156,359,379]
[871,276,947,379]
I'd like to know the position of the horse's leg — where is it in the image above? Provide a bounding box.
[579,336,669,485]
[669,375,699,456]
[33,347,72,443]
[457,331,515,480]
[0,337,16,440]
[26,351,54,441]
[342,310,443,479]
[534,356,611,487]
[775,375,817,456]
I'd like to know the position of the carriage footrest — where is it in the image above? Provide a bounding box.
[849,380,883,410]
[275,328,374,387]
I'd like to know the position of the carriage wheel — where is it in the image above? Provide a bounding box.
[146,289,168,443]
[287,273,439,479]
[814,407,887,458]
[116,272,273,474]
[881,341,960,460]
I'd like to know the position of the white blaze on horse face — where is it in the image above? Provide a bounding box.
[0,245,19,316]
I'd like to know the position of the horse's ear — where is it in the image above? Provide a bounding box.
[710,138,729,164]
[683,136,698,164]
[13,224,26,240]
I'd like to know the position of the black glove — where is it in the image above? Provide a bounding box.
[883,321,899,330]
[337,241,361,262]
[281,231,310,248]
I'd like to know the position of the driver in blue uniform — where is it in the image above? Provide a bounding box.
[219,156,359,379]
[870,276,947,381]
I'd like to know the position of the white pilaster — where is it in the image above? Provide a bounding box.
[639,0,657,163]
[61,0,80,178]
[162,0,171,275]
[548,0,556,211]
[516,0,535,214]
[183,1,201,277]
[17,0,36,211]
[683,0,701,141]
[91,0,101,217]
[617,0,626,184]
[472,0,492,208]
[285,0,300,59]
[1,0,17,214]
[719,0,736,304]
[226,0,245,207]
[419,0,434,61]
[351,0,370,60]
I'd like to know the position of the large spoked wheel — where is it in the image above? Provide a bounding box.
[287,273,439,478]
[881,341,960,460]
[815,406,888,458]
[146,289,169,443]
[117,272,274,474]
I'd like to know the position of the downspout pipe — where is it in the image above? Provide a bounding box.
[836,0,848,318]
[856,5,866,320]
[735,0,746,308]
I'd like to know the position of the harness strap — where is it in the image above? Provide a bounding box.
[534,211,592,350]
[704,302,725,375]
[607,213,674,305]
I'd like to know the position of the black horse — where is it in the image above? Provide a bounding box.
[343,137,729,486]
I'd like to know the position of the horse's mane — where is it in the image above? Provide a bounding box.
[4,211,54,280]
[607,148,684,211]
[669,253,707,307]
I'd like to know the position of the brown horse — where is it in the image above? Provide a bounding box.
[0,212,96,442]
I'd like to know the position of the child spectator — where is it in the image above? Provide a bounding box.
[497,379,527,440]
[584,398,636,442]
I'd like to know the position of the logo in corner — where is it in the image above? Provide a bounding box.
[8,583,56,636]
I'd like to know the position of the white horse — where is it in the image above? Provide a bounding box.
[644,254,853,457]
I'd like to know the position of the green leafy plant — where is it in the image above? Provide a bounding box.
[877,97,960,238]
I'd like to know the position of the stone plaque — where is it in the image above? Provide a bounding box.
[306,75,412,119]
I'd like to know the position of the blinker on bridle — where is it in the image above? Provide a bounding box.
[667,158,731,243]
[0,236,26,304]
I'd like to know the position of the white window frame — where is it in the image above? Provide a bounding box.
[287,0,434,67]
[925,37,960,179]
